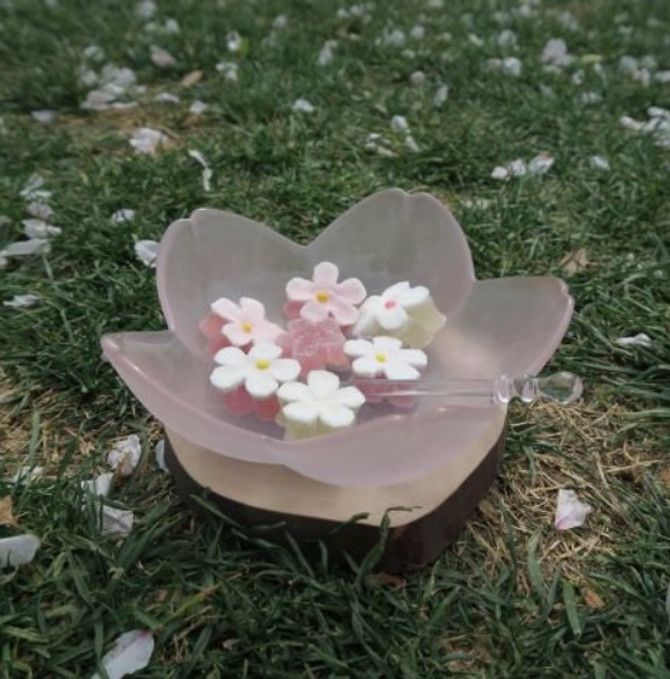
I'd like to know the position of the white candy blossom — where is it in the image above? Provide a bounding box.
[353,281,446,349]
[344,336,427,380]
[277,371,365,439]
[210,343,300,399]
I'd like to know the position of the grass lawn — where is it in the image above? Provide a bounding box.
[2,0,670,676]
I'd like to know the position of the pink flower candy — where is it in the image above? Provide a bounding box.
[285,262,366,326]
[277,318,349,377]
[199,296,284,350]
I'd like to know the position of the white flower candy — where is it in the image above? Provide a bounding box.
[277,371,365,439]
[210,343,300,399]
[344,336,427,380]
[353,281,446,349]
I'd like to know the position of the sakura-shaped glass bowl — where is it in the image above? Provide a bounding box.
[101,189,573,487]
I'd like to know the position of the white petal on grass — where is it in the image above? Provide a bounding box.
[81,472,114,497]
[111,209,135,223]
[615,333,652,348]
[497,29,517,47]
[377,28,406,48]
[187,149,213,192]
[654,71,670,83]
[129,127,167,155]
[150,45,176,68]
[292,98,315,113]
[0,534,40,567]
[154,92,180,104]
[26,202,53,220]
[554,489,591,530]
[216,61,239,82]
[620,115,644,132]
[10,466,44,484]
[541,38,573,66]
[22,219,61,238]
[31,110,56,124]
[226,30,243,53]
[20,173,51,202]
[189,100,206,115]
[134,240,160,268]
[83,44,104,61]
[154,439,169,473]
[409,70,425,86]
[589,155,610,171]
[581,91,602,105]
[527,153,554,175]
[433,84,449,107]
[0,215,10,227]
[4,239,51,257]
[107,435,141,477]
[273,14,288,29]
[491,165,510,181]
[487,57,522,76]
[135,0,156,18]
[92,630,154,679]
[405,134,420,152]
[390,115,410,133]
[101,506,135,536]
[4,294,40,309]
[317,40,337,67]
[409,25,425,40]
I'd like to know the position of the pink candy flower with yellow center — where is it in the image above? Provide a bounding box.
[201,296,284,348]
[285,262,366,326]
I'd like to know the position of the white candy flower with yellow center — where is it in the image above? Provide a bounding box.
[344,336,427,379]
[353,281,446,348]
[210,343,300,399]
[277,370,365,439]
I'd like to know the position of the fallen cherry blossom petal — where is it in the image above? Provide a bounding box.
[4,294,40,309]
[187,149,213,192]
[317,40,337,66]
[216,61,238,82]
[292,98,315,113]
[150,45,175,68]
[527,153,554,176]
[390,115,410,133]
[541,38,573,67]
[189,100,206,115]
[154,439,169,472]
[409,70,425,86]
[4,239,51,257]
[227,30,243,53]
[9,466,44,484]
[20,173,51,202]
[111,209,136,223]
[31,110,56,124]
[154,92,180,104]
[589,155,610,171]
[555,489,591,530]
[129,127,168,155]
[433,84,449,107]
[616,333,652,348]
[135,0,156,18]
[92,630,154,679]
[81,472,114,497]
[22,219,61,238]
[134,240,160,267]
[26,202,53,220]
[101,506,135,536]
[0,534,41,567]
[107,435,141,477]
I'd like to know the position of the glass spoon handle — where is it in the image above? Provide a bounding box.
[353,371,583,405]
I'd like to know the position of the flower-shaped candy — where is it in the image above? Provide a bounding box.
[344,336,427,408]
[277,371,365,440]
[286,261,366,326]
[353,281,446,349]
[277,318,349,377]
[211,343,300,399]
[344,336,427,379]
[200,297,283,353]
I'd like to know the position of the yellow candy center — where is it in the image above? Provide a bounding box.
[255,359,270,370]
[241,322,253,333]
[375,353,387,364]
[315,290,330,303]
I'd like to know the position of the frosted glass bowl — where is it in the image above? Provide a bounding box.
[101,189,573,487]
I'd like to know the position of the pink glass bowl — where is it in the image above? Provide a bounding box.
[101,189,573,487]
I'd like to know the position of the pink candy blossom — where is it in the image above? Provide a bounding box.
[200,296,283,350]
[277,318,349,377]
[285,262,366,325]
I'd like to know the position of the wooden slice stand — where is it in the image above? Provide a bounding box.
[164,409,506,572]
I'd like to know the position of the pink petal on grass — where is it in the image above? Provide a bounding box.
[554,489,591,531]
[92,630,154,679]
